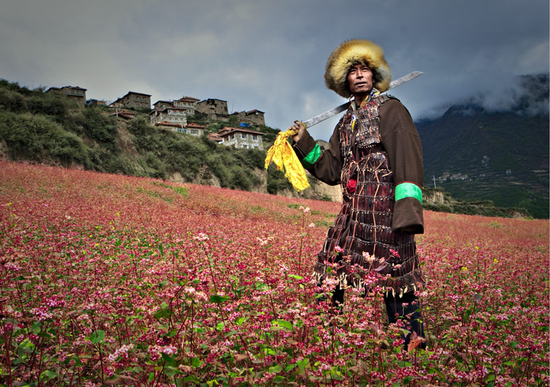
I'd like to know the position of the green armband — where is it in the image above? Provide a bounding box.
[395,182,423,204]
[300,143,321,169]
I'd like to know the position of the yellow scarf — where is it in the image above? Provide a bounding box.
[264,127,309,192]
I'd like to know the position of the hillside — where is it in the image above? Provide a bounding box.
[415,74,549,218]
[0,77,545,218]
[0,79,340,202]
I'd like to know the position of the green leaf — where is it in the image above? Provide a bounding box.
[164,365,179,377]
[269,364,283,373]
[289,274,303,280]
[296,358,310,371]
[90,330,105,344]
[192,357,203,367]
[40,370,57,381]
[485,374,496,382]
[18,338,35,354]
[210,294,229,303]
[157,279,168,289]
[32,321,42,334]
[273,319,293,331]
[285,364,296,372]
[183,375,200,383]
[191,357,203,368]
[167,329,178,337]
[154,302,171,319]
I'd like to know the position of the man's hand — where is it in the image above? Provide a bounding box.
[290,121,306,142]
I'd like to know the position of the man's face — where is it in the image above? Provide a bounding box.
[347,63,374,98]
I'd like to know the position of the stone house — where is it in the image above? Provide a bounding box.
[149,107,188,126]
[173,96,200,115]
[153,100,173,110]
[111,91,151,110]
[230,109,265,126]
[150,96,200,127]
[216,127,264,150]
[86,99,106,107]
[196,98,229,121]
[46,85,87,106]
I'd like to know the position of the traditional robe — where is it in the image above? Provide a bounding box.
[293,94,424,296]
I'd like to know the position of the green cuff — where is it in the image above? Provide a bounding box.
[395,182,423,204]
[301,143,321,169]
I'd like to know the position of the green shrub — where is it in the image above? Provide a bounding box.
[229,165,252,191]
[27,93,75,117]
[0,111,90,166]
[83,107,117,149]
[0,88,28,113]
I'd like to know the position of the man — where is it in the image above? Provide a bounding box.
[290,39,425,347]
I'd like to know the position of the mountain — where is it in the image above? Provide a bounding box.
[415,74,549,218]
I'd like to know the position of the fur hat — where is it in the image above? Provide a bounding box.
[324,39,391,98]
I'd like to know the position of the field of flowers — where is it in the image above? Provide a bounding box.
[0,160,548,386]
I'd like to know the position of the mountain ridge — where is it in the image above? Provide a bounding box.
[415,73,549,218]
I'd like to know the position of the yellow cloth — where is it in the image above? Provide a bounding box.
[264,128,310,191]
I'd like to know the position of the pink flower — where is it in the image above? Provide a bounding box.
[193,233,209,242]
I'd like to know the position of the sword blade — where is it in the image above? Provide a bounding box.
[303,71,423,128]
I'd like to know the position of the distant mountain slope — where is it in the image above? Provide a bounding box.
[415,74,549,218]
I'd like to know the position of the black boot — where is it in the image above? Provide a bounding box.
[384,292,426,350]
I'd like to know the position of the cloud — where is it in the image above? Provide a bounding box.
[0,0,547,140]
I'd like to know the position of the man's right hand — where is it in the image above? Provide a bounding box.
[290,120,306,142]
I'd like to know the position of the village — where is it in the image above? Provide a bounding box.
[45,85,267,150]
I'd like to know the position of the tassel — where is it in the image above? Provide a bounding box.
[264,128,310,191]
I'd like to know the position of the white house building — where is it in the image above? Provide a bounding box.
[216,127,264,150]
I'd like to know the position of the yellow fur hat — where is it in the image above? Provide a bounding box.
[324,39,391,98]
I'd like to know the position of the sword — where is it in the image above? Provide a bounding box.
[302,71,423,128]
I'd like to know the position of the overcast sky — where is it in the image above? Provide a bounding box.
[1,0,548,140]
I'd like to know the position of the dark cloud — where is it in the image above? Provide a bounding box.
[0,0,547,141]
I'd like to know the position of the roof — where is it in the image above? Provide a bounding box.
[178,96,200,102]
[246,109,265,114]
[217,127,264,137]
[185,123,206,129]
[154,121,184,128]
[199,98,227,104]
[208,133,223,142]
[63,85,87,91]
[46,85,87,93]
[122,91,152,98]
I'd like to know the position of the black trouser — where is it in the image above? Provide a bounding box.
[384,291,425,347]
[332,286,425,347]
